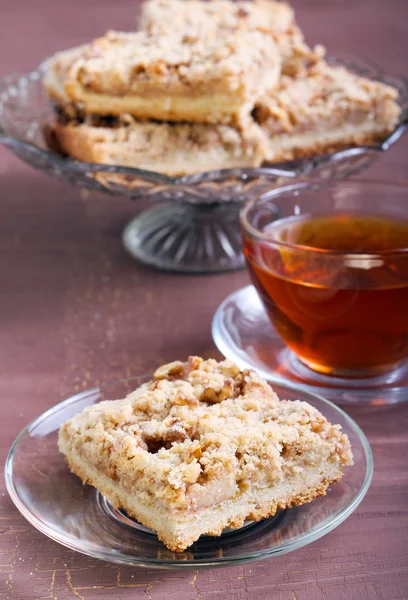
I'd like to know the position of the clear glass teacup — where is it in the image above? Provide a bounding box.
[241,180,408,378]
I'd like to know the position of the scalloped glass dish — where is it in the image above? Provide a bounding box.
[5,375,372,569]
[0,56,407,272]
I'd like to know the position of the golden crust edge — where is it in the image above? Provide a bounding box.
[51,120,397,177]
[50,121,266,176]
[263,125,398,164]
[63,450,343,553]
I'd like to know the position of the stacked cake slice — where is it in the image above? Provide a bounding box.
[256,61,401,162]
[45,0,401,176]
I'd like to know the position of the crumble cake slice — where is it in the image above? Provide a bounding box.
[44,26,280,124]
[51,112,268,176]
[139,0,324,76]
[59,357,353,552]
[255,62,401,162]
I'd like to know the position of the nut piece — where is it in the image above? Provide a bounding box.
[201,379,234,404]
[190,445,202,459]
[187,356,203,372]
[173,391,199,407]
[149,59,167,76]
[164,420,189,444]
[238,479,250,494]
[220,362,241,378]
[154,360,185,380]
[218,378,234,401]
[200,387,220,404]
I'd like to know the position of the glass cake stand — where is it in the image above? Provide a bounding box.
[0,56,407,273]
[5,375,372,569]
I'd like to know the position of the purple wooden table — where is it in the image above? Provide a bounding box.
[1,1,408,598]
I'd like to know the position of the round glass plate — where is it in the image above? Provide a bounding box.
[5,375,372,569]
[0,56,407,273]
[212,285,408,404]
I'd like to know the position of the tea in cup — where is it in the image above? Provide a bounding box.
[241,180,408,377]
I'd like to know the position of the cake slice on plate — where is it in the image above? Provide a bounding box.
[59,357,353,552]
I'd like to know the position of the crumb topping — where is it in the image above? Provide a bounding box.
[59,357,353,511]
[255,63,400,134]
[140,0,324,76]
[140,0,295,36]
[60,27,279,98]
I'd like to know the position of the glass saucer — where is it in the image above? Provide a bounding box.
[5,375,372,569]
[212,285,408,404]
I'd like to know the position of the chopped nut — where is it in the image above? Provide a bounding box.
[218,378,234,401]
[154,360,185,380]
[149,59,167,76]
[187,356,203,372]
[164,421,189,444]
[190,445,202,459]
[237,7,249,18]
[200,387,220,403]
[182,34,198,44]
[238,480,250,493]
[220,362,241,378]
[173,391,199,407]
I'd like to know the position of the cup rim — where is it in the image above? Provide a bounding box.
[240,178,408,258]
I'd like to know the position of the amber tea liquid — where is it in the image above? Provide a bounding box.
[244,213,408,376]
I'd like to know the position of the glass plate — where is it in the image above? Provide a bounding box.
[5,375,372,569]
[0,56,407,273]
[212,285,408,404]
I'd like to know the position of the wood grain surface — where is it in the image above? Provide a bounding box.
[1,1,408,598]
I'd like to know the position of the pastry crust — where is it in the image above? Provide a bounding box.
[256,62,401,161]
[52,115,269,176]
[45,28,280,124]
[59,357,353,552]
[140,0,324,76]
